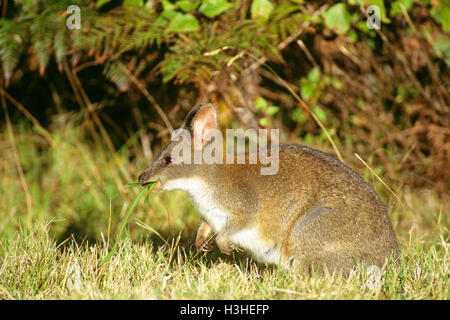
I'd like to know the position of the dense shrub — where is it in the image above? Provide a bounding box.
[0,0,449,192]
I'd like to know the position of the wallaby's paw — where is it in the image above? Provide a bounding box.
[195,221,213,252]
[196,238,213,252]
[216,238,235,255]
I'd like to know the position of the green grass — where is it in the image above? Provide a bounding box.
[0,118,448,299]
[0,219,447,299]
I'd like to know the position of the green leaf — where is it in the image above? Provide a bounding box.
[126,178,158,189]
[357,0,390,23]
[308,67,321,83]
[390,0,414,17]
[161,58,184,83]
[105,62,129,91]
[251,0,274,22]
[347,29,358,41]
[266,106,279,116]
[145,1,155,11]
[292,109,304,122]
[199,0,233,18]
[166,13,200,32]
[322,3,351,34]
[255,97,268,110]
[54,32,66,67]
[434,37,450,65]
[162,0,178,11]
[0,21,24,83]
[312,105,327,122]
[300,78,315,100]
[177,0,200,12]
[430,3,450,31]
[259,117,271,127]
[369,0,390,23]
[395,85,406,103]
[125,182,143,189]
[331,78,343,90]
[123,0,144,6]
[161,9,180,19]
[96,0,112,8]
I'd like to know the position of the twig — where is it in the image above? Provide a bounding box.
[339,46,361,66]
[354,153,405,209]
[399,5,449,103]
[122,66,174,134]
[297,40,319,68]
[399,4,417,34]
[358,5,438,110]
[1,84,33,228]
[397,143,416,170]
[135,219,169,247]
[244,4,329,74]
[132,106,152,161]
[69,64,133,185]
[251,54,344,163]
[2,0,8,18]
[223,5,343,161]
[62,59,87,115]
[99,112,129,143]
[0,87,54,145]
[72,61,101,74]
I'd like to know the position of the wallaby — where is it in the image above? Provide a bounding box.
[138,104,398,275]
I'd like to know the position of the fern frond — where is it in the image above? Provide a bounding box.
[0,20,27,84]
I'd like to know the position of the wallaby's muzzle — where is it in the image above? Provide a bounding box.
[138,170,151,183]
[138,167,162,191]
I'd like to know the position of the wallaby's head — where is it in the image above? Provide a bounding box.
[138,104,218,190]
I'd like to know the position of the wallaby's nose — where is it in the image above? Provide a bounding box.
[138,171,150,183]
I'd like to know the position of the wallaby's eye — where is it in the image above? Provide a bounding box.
[164,156,174,165]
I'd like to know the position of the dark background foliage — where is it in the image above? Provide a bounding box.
[1,0,449,193]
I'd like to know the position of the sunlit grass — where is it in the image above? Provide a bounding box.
[0,119,448,299]
[0,219,447,299]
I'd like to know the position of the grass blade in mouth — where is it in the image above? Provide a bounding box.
[125,178,158,189]
[99,180,158,267]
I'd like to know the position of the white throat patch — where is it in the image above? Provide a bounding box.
[163,177,282,265]
[163,177,229,232]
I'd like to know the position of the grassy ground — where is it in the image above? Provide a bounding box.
[0,117,448,300]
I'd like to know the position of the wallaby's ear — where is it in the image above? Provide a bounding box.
[184,104,217,148]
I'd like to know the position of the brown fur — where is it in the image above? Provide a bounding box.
[139,104,398,275]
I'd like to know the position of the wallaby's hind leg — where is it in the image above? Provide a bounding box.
[216,233,235,255]
[287,205,395,275]
[287,249,357,276]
